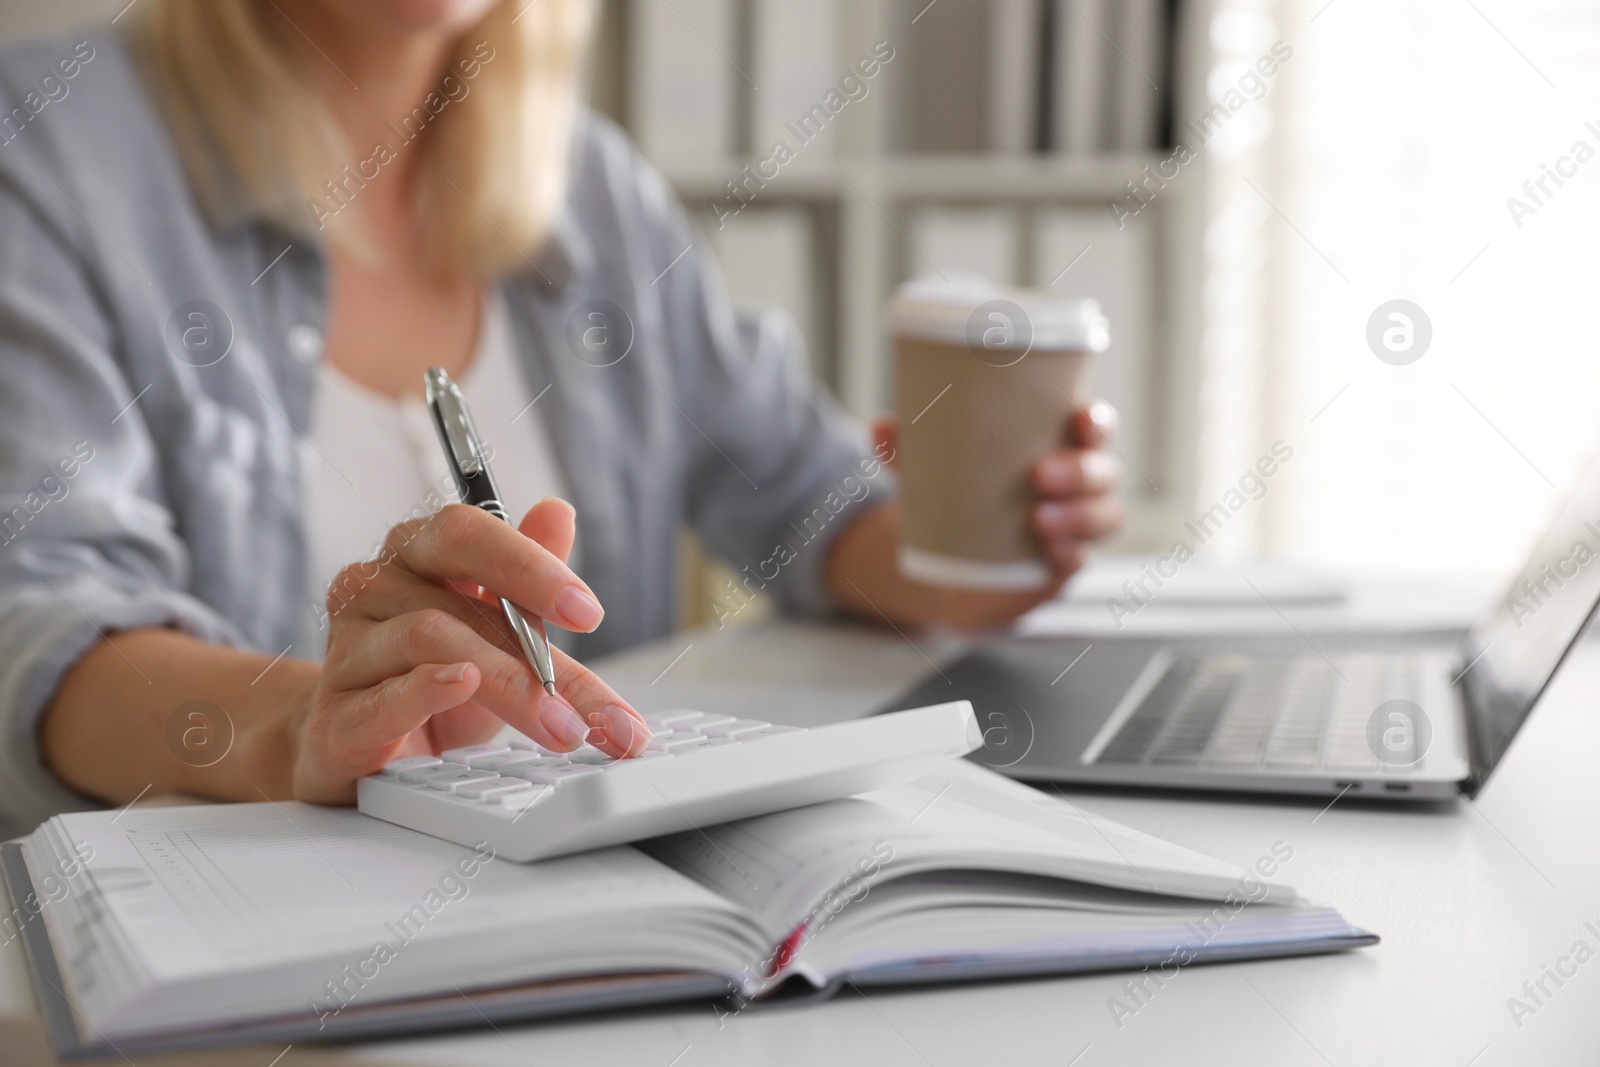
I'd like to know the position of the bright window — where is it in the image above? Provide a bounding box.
[1202,0,1600,588]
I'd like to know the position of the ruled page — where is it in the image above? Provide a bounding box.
[640,761,1292,940]
[29,802,757,1037]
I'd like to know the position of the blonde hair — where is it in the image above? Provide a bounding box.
[135,0,595,282]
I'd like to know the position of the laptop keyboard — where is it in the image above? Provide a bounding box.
[1096,653,1429,773]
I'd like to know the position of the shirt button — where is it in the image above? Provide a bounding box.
[287,324,323,365]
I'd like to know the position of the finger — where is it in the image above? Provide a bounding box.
[1033,497,1125,541]
[329,661,482,755]
[384,504,606,632]
[330,572,639,756]
[1033,450,1120,496]
[329,608,510,690]
[1043,538,1087,576]
[333,609,592,752]
[447,579,497,605]
[548,644,652,758]
[1068,399,1119,449]
[339,566,554,668]
[518,497,577,564]
[871,416,899,472]
[327,559,498,625]
[424,700,508,754]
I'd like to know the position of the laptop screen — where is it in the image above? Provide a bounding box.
[1461,455,1600,787]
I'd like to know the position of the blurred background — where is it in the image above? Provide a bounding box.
[8,0,1600,624]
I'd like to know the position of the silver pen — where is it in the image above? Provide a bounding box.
[424,367,558,696]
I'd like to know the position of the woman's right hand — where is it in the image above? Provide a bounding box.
[288,498,650,805]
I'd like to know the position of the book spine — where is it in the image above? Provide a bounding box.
[986,0,1044,154]
[749,0,840,158]
[1110,0,1165,151]
[903,0,988,152]
[1052,0,1110,154]
[832,0,900,154]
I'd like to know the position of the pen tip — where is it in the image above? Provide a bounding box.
[543,681,558,697]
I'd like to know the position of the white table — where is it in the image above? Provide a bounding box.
[4,605,1595,1065]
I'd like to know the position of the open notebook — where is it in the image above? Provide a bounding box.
[6,762,1375,1056]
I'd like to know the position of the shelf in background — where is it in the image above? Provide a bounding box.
[661,152,1165,205]
[600,0,1212,563]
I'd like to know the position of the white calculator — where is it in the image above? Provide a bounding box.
[357,701,980,862]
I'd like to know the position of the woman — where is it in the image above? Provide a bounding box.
[0,0,1122,833]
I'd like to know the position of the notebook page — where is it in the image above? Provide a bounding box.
[30,803,761,1036]
[805,881,1362,984]
[641,761,1292,943]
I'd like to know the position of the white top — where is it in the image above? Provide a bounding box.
[299,291,568,657]
[887,274,1110,351]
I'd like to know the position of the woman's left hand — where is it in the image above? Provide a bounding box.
[838,399,1125,631]
[1023,399,1125,577]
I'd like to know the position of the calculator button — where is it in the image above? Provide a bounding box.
[442,743,510,763]
[739,725,805,740]
[684,714,738,731]
[649,733,717,752]
[380,756,442,777]
[455,777,531,801]
[399,762,470,784]
[696,719,771,739]
[565,748,618,766]
[663,736,740,755]
[499,758,572,779]
[425,768,500,791]
[505,735,538,751]
[644,710,708,728]
[467,752,546,772]
[644,730,692,751]
[517,763,603,785]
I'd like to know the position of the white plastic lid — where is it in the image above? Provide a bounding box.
[887,275,1110,352]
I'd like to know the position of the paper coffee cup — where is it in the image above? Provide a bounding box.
[890,277,1109,591]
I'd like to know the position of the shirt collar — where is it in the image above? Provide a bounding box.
[527,207,592,295]
[203,163,586,296]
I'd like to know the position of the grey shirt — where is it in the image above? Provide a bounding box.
[0,33,890,833]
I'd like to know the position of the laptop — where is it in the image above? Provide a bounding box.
[883,457,1600,801]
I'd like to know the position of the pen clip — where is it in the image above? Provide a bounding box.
[424,366,487,477]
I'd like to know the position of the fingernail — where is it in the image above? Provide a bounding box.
[1081,452,1117,487]
[600,704,650,755]
[434,663,471,684]
[554,585,604,631]
[542,694,589,749]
